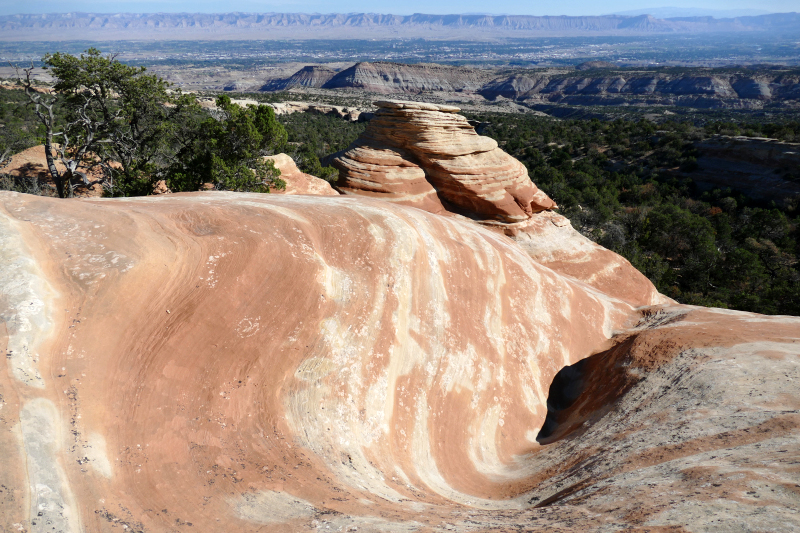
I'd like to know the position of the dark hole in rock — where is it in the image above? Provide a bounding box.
[535,334,650,446]
[536,358,587,443]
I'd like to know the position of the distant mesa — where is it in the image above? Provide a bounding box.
[322,61,488,94]
[478,74,550,100]
[575,60,617,70]
[265,62,492,95]
[261,65,337,91]
[264,62,800,110]
[478,71,800,107]
[612,7,772,18]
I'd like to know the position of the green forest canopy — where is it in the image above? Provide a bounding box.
[468,113,799,316]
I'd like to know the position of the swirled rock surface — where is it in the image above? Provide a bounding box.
[1,191,798,532]
[486,210,665,307]
[333,100,556,222]
[328,100,661,307]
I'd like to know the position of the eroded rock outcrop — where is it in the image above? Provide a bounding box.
[268,100,363,121]
[333,100,557,222]
[263,153,339,196]
[330,100,663,307]
[1,190,797,532]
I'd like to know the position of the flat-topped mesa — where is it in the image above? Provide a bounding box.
[332,100,556,222]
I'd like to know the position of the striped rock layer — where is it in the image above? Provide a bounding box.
[1,191,798,532]
[332,100,557,222]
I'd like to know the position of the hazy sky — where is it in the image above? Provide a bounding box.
[0,0,796,16]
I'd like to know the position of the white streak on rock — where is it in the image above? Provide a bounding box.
[20,398,81,533]
[0,205,55,389]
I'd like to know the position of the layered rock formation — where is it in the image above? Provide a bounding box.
[1,190,798,532]
[322,62,490,94]
[330,100,665,307]
[263,153,339,196]
[261,65,337,91]
[332,100,557,222]
[480,72,800,108]
[264,63,800,110]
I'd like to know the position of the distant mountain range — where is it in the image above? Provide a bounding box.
[1,11,799,41]
[611,7,771,19]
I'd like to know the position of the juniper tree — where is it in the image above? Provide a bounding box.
[14,48,196,197]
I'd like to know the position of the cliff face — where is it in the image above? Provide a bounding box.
[687,136,800,204]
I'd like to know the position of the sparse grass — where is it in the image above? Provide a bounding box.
[0,173,57,196]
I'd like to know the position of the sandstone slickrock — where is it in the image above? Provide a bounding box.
[1,190,798,532]
[488,210,665,307]
[333,100,557,222]
[262,153,339,196]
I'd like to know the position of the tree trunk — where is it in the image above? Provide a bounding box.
[43,140,66,198]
